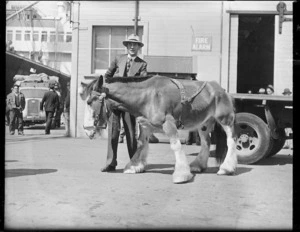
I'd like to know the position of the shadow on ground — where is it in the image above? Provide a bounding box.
[255,154,293,166]
[5,169,58,178]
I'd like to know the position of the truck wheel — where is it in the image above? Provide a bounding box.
[235,113,271,164]
[265,128,286,158]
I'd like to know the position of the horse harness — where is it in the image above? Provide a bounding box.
[89,90,108,129]
[170,78,207,129]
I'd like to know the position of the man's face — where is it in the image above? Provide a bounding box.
[126,42,141,56]
[13,86,19,93]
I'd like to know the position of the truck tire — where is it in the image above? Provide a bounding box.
[265,128,286,158]
[235,113,271,164]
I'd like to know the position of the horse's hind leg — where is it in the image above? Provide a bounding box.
[163,115,194,183]
[217,123,237,175]
[190,119,215,173]
[124,118,150,174]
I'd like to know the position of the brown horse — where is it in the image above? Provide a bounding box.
[79,75,237,184]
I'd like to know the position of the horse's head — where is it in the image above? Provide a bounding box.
[79,75,109,139]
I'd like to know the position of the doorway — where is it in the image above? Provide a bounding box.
[237,15,275,93]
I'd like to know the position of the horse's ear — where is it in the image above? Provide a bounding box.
[98,75,104,88]
[79,81,88,95]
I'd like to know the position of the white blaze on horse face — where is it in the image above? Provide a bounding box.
[83,100,97,138]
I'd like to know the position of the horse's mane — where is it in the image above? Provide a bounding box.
[105,75,156,84]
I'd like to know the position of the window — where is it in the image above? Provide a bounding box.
[33,31,39,41]
[66,32,72,42]
[92,26,143,72]
[25,30,31,41]
[16,30,22,41]
[50,31,56,42]
[6,30,13,42]
[58,32,64,42]
[41,31,47,42]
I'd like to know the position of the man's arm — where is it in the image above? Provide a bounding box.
[20,93,26,110]
[40,93,46,110]
[140,62,148,77]
[104,56,118,81]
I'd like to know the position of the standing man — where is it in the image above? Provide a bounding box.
[63,82,71,136]
[54,83,62,128]
[6,83,26,135]
[101,34,147,172]
[40,81,60,135]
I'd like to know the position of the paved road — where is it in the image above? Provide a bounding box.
[5,126,293,230]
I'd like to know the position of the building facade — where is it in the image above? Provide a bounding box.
[6,2,72,75]
[70,1,293,137]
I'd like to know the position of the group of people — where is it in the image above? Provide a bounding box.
[256,85,292,96]
[6,81,70,137]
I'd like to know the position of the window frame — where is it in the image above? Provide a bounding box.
[41,31,48,42]
[6,30,13,42]
[91,23,148,74]
[33,31,39,41]
[15,30,22,41]
[24,30,31,41]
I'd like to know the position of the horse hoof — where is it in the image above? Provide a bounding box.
[217,168,235,175]
[190,165,206,173]
[124,164,145,174]
[173,172,194,184]
[124,168,136,174]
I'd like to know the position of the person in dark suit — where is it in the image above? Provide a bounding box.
[40,81,60,135]
[6,83,26,135]
[101,34,148,172]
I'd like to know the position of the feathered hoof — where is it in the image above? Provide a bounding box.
[190,164,206,173]
[123,163,145,174]
[217,168,236,176]
[172,172,194,184]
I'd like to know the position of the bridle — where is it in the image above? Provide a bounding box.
[83,89,109,132]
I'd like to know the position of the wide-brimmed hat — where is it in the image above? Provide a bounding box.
[123,34,144,47]
[282,88,292,95]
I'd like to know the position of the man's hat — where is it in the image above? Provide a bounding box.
[123,34,144,47]
[282,88,292,95]
[266,84,274,92]
[14,81,21,87]
[258,88,266,94]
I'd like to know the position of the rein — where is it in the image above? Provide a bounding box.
[84,91,108,131]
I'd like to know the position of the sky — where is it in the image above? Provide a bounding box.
[7,1,59,18]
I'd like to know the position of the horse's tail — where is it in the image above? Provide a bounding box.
[214,122,228,164]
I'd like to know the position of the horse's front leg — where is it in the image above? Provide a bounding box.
[190,119,215,173]
[123,118,150,174]
[217,124,237,175]
[163,115,194,184]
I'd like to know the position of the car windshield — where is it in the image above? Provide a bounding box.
[20,89,48,98]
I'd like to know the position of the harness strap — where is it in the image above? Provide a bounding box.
[170,79,207,104]
[170,78,207,129]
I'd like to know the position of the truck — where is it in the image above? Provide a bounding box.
[13,73,59,127]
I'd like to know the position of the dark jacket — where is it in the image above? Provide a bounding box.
[40,90,59,112]
[64,91,70,112]
[6,92,26,110]
[104,54,147,80]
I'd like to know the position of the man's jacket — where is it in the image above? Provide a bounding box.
[104,54,147,80]
[40,90,60,112]
[6,92,26,110]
